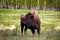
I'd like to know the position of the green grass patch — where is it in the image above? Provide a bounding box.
[0,9,60,40]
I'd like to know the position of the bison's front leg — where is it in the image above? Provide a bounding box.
[24,26,27,36]
[21,22,24,36]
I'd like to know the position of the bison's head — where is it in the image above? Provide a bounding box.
[25,12,34,20]
[26,12,38,20]
[29,11,37,20]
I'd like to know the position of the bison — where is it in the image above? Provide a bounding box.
[20,11,41,36]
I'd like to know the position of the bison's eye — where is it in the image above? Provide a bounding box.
[30,16,34,19]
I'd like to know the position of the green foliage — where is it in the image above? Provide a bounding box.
[39,0,45,6]
[19,0,25,5]
[32,0,37,7]
[0,0,60,10]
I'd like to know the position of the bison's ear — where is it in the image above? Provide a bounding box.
[30,16,34,19]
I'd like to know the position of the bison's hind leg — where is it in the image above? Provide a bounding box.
[21,23,24,36]
[37,28,40,37]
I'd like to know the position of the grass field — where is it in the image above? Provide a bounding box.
[0,9,60,40]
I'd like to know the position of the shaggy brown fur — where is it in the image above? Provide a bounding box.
[20,11,41,36]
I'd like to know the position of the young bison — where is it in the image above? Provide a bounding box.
[20,11,41,36]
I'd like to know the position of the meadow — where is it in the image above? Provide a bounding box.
[0,9,60,40]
